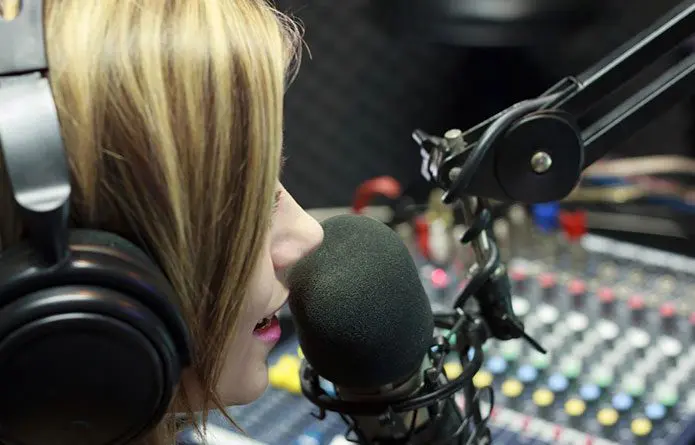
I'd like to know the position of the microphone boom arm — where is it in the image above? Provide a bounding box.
[416,0,695,204]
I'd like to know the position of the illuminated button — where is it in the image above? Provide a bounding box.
[566,312,589,338]
[486,356,508,375]
[645,403,667,422]
[517,365,538,384]
[538,272,556,296]
[568,279,587,308]
[628,295,646,322]
[659,302,677,331]
[530,350,551,370]
[631,418,652,438]
[623,375,646,398]
[510,266,527,284]
[269,354,302,394]
[444,362,463,380]
[473,371,493,389]
[564,398,586,417]
[512,296,530,319]
[658,336,683,362]
[559,356,582,379]
[501,379,524,399]
[598,287,616,314]
[626,328,651,351]
[597,408,619,427]
[430,268,449,289]
[579,383,601,403]
[591,366,614,388]
[295,431,322,445]
[318,377,336,397]
[532,388,554,407]
[548,373,569,394]
[655,383,679,408]
[538,304,559,326]
[500,341,522,362]
[612,393,634,412]
[597,320,620,343]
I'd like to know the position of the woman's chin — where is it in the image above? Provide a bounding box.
[219,362,270,406]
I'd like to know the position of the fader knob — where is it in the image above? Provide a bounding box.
[510,266,528,294]
[567,279,586,309]
[597,287,615,316]
[628,295,646,324]
[538,272,557,301]
[659,302,677,332]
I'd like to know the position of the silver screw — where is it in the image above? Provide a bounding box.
[530,151,553,174]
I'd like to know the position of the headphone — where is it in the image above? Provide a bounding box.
[0,1,192,444]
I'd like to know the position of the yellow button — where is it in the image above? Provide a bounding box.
[297,346,304,359]
[631,418,652,437]
[597,408,619,427]
[472,371,493,388]
[276,354,301,371]
[532,388,554,407]
[501,379,524,399]
[444,362,463,380]
[269,355,302,395]
[564,398,586,417]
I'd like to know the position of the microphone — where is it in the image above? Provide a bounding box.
[287,214,492,445]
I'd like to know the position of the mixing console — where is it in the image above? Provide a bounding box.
[182,205,695,445]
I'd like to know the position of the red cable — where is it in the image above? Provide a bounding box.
[351,176,402,214]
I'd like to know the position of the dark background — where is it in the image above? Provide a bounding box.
[275,0,695,209]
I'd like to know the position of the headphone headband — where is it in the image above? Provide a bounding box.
[0,0,71,265]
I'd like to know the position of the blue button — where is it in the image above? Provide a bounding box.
[645,403,667,422]
[467,348,475,361]
[612,392,634,412]
[579,383,601,403]
[517,365,538,384]
[294,435,321,445]
[548,373,569,393]
[532,202,560,232]
[319,377,336,397]
[486,356,508,375]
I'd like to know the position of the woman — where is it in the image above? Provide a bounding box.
[0,0,323,443]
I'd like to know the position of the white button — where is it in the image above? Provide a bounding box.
[512,296,530,318]
[597,320,620,341]
[626,328,651,349]
[538,304,559,325]
[658,336,683,358]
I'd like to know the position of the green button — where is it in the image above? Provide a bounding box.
[560,357,582,379]
[591,366,614,388]
[440,329,458,346]
[501,341,522,362]
[530,351,551,370]
[623,375,646,398]
[657,386,679,407]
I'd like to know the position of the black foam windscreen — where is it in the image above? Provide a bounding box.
[287,214,434,389]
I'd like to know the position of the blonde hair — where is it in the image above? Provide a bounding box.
[0,0,301,443]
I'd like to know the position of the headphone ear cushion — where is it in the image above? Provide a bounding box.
[68,229,155,266]
[0,230,189,445]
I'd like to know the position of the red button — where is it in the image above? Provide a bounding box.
[598,288,615,303]
[660,302,676,318]
[538,272,556,289]
[628,295,645,310]
[510,267,527,282]
[568,279,586,295]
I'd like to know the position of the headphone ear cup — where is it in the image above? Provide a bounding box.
[0,230,191,445]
